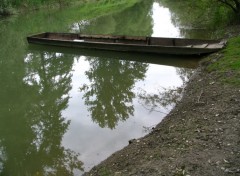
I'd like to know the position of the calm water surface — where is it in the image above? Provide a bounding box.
[0,1,204,175]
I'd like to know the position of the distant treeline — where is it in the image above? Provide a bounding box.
[0,0,94,15]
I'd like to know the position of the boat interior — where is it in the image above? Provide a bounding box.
[34,32,223,48]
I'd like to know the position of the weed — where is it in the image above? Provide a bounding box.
[207,36,240,85]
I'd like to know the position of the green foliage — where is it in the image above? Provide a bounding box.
[0,0,81,15]
[0,0,141,16]
[76,0,140,20]
[98,167,112,176]
[0,0,15,15]
[208,36,240,85]
[216,0,240,24]
[78,0,153,36]
[159,0,240,31]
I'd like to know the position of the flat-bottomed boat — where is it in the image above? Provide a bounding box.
[27,32,226,55]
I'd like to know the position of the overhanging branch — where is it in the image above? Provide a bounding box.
[217,0,238,13]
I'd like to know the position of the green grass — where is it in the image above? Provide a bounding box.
[0,0,140,16]
[207,36,240,85]
[98,167,112,176]
[76,0,140,19]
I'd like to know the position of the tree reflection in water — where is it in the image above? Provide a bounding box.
[80,57,148,129]
[71,0,154,36]
[0,51,83,175]
[138,68,194,113]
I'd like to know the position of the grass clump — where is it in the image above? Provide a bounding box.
[98,167,112,176]
[207,36,240,85]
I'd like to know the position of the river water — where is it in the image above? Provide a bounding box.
[0,0,211,175]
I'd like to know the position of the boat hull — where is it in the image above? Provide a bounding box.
[27,33,226,55]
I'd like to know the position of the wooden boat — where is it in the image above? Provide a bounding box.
[27,32,226,55]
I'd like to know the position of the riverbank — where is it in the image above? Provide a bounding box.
[84,32,240,175]
[0,1,70,16]
[0,0,139,17]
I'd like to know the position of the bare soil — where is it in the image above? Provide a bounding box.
[84,45,240,176]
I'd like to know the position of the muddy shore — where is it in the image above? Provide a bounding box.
[84,39,240,176]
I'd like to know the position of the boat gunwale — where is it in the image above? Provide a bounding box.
[27,32,226,55]
[28,32,224,49]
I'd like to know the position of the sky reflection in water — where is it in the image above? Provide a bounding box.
[61,2,190,173]
[62,58,183,172]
